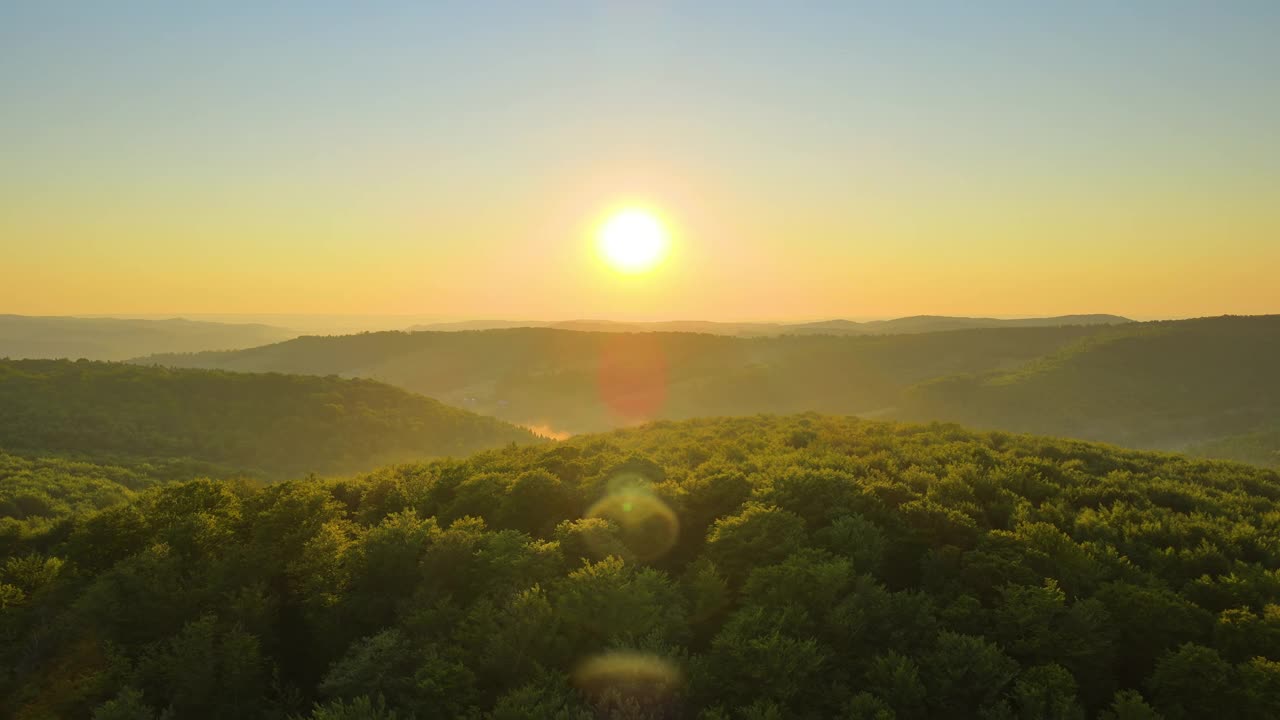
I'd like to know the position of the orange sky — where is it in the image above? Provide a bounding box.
[3,4,1277,320]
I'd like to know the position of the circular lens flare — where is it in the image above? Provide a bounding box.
[598,209,669,273]
[583,472,679,562]
[574,651,682,715]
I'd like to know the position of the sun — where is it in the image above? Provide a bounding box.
[597,208,670,274]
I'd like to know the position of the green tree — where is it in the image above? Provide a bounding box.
[1097,690,1164,720]
[301,695,411,720]
[704,503,806,583]
[864,651,926,719]
[91,688,157,720]
[921,632,1019,716]
[1008,664,1084,720]
[318,629,477,716]
[1145,643,1235,720]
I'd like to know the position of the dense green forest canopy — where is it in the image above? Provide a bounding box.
[0,452,227,547]
[138,316,1280,465]
[4,415,1278,718]
[0,359,539,481]
[0,315,296,361]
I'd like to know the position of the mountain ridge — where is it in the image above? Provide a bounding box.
[132,316,1279,465]
[0,314,298,361]
[406,313,1132,337]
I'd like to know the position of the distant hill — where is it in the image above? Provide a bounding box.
[787,314,1131,335]
[407,314,1131,337]
[407,319,787,336]
[136,316,1279,465]
[1190,429,1280,468]
[548,319,783,336]
[137,324,1115,434]
[0,359,539,480]
[406,319,547,332]
[0,315,297,361]
[900,315,1280,458]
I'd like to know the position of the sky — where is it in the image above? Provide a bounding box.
[2,1,1278,321]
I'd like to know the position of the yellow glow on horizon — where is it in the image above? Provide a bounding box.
[596,208,670,274]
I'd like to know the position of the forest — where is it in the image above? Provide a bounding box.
[6,1,1276,717]
[136,323,1118,433]
[900,316,1280,456]
[0,359,537,481]
[0,452,217,549]
[3,414,1278,718]
[138,316,1280,466]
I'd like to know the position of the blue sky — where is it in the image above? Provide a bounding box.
[2,2,1277,319]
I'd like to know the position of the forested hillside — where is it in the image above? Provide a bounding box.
[0,359,539,481]
[901,316,1280,462]
[138,324,1111,434]
[0,453,228,549]
[138,316,1280,466]
[0,315,296,361]
[3,415,1278,718]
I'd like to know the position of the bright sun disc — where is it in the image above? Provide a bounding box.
[598,209,669,273]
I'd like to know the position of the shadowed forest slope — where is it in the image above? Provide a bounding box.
[2,415,1278,718]
[137,324,1113,434]
[0,359,539,481]
[138,316,1280,465]
[901,316,1280,460]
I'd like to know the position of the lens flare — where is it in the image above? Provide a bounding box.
[574,651,682,715]
[596,333,668,423]
[584,472,679,562]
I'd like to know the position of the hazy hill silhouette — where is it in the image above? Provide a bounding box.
[0,314,297,361]
[406,313,1130,337]
[787,313,1130,335]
